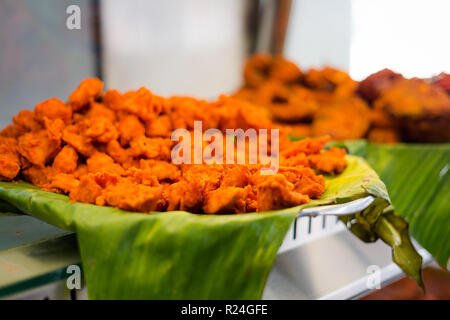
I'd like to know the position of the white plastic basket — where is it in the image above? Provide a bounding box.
[278,215,346,253]
[277,196,377,254]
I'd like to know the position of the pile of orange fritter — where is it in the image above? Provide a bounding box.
[0,78,346,214]
[234,55,450,143]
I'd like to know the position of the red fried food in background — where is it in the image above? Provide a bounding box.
[357,69,403,103]
[431,72,450,93]
[373,78,450,142]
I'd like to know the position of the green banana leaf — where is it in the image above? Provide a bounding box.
[0,155,422,299]
[340,141,450,269]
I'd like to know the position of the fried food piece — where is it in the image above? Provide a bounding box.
[431,72,450,93]
[374,78,450,142]
[270,57,303,84]
[102,182,163,212]
[34,98,72,124]
[84,117,119,143]
[52,146,78,173]
[304,67,357,99]
[103,89,122,110]
[166,96,219,130]
[374,78,450,118]
[0,137,21,180]
[243,54,272,88]
[162,182,184,211]
[146,114,172,138]
[400,117,450,143]
[0,159,20,181]
[21,165,54,187]
[261,166,325,199]
[129,136,172,160]
[280,135,331,158]
[214,95,273,131]
[69,78,103,111]
[203,187,247,214]
[245,186,258,212]
[221,165,250,188]
[105,87,162,122]
[70,174,103,204]
[280,152,309,168]
[140,159,180,182]
[106,140,131,165]
[13,110,41,132]
[62,122,96,157]
[367,128,400,144]
[311,97,370,140]
[0,138,19,155]
[256,174,309,212]
[358,69,402,103]
[162,180,204,212]
[85,102,116,122]
[293,168,325,199]
[369,108,398,128]
[89,171,120,188]
[74,164,88,178]
[232,87,260,105]
[182,164,223,192]
[17,120,63,166]
[87,152,125,176]
[117,114,145,146]
[47,173,80,194]
[123,167,160,187]
[308,147,347,174]
[0,124,26,138]
[258,81,319,122]
[243,54,302,88]
[44,117,65,140]
[121,88,163,122]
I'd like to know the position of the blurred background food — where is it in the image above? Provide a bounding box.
[233,54,450,143]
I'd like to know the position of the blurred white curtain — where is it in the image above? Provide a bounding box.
[101,0,247,98]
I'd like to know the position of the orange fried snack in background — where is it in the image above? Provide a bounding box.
[234,54,450,144]
[0,78,347,214]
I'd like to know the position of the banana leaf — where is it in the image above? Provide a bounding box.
[0,155,422,299]
[341,140,450,269]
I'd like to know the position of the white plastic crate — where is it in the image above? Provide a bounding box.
[278,215,346,253]
[277,196,377,254]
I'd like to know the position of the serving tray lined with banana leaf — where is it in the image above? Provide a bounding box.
[0,153,425,299]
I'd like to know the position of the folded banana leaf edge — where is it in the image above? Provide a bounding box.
[0,155,423,299]
[336,140,450,271]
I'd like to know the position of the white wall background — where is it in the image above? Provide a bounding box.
[349,0,450,80]
[0,0,96,128]
[101,0,247,98]
[284,0,352,71]
[284,0,450,79]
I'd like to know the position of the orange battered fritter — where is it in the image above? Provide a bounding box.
[0,78,347,214]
